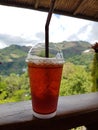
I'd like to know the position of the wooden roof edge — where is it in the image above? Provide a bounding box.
[0,1,98,22]
[53,9,98,22]
[34,0,39,9]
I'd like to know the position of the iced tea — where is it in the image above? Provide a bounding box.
[28,61,63,117]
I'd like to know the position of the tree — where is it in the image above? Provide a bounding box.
[60,63,92,96]
[0,72,30,104]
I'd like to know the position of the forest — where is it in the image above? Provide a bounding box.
[0,41,94,103]
[0,61,93,104]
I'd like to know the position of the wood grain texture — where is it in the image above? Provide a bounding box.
[0,92,98,130]
[0,0,98,21]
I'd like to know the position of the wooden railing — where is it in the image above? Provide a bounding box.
[0,92,98,130]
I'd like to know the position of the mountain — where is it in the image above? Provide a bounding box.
[0,41,93,75]
[57,41,91,58]
[0,45,31,75]
[0,45,31,62]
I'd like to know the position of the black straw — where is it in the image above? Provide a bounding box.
[45,0,56,57]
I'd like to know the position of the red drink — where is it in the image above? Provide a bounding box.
[27,60,63,118]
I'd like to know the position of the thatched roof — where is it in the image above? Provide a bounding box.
[0,0,98,22]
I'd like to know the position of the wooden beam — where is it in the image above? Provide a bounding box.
[0,0,98,21]
[73,0,87,15]
[0,92,98,130]
[35,0,39,9]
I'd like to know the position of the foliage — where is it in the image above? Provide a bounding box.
[0,41,93,103]
[67,52,93,67]
[0,72,30,104]
[60,63,92,96]
[91,53,98,91]
[0,62,93,104]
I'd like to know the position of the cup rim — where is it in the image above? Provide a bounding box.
[26,55,64,64]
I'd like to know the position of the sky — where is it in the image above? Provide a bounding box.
[0,5,98,49]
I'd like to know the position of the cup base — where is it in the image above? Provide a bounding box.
[33,111,56,119]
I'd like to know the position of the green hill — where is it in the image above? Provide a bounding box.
[0,45,30,62]
[0,41,93,75]
[0,45,30,75]
[59,41,91,59]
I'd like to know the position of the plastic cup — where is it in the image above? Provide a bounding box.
[26,44,64,119]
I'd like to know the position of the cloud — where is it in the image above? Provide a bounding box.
[0,5,47,40]
[67,34,79,41]
[67,24,92,42]
[0,33,33,46]
[49,14,91,41]
[88,22,98,43]
[35,32,45,42]
[0,5,98,48]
